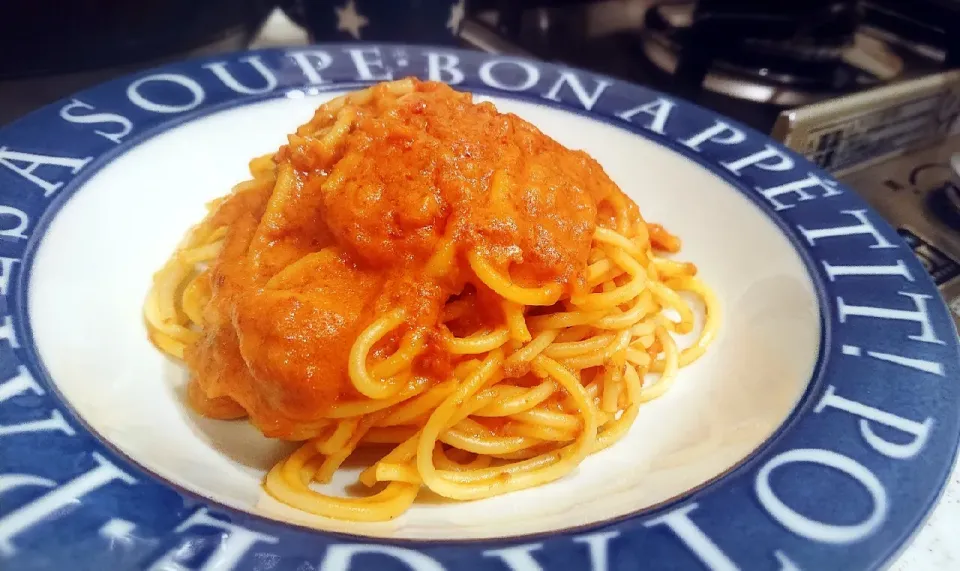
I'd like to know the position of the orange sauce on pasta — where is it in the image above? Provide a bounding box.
[185,79,640,440]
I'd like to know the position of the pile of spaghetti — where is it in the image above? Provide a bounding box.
[144,78,719,521]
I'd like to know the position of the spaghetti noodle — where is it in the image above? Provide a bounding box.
[144,78,720,521]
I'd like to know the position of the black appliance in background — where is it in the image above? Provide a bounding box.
[462,0,960,131]
[1,0,959,132]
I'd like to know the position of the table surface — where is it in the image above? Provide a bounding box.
[254,8,960,570]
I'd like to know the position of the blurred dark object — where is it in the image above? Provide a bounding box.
[863,0,960,67]
[0,0,274,81]
[0,0,275,125]
[295,0,467,45]
[647,1,868,101]
[463,0,960,131]
[637,0,960,105]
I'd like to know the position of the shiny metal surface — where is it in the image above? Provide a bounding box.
[841,139,960,330]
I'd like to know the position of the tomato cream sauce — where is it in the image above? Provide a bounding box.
[185,79,639,439]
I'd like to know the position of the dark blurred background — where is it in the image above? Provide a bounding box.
[1,0,959,133]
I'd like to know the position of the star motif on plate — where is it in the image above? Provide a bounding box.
[447,0,466,33]
[335,0,369,40]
